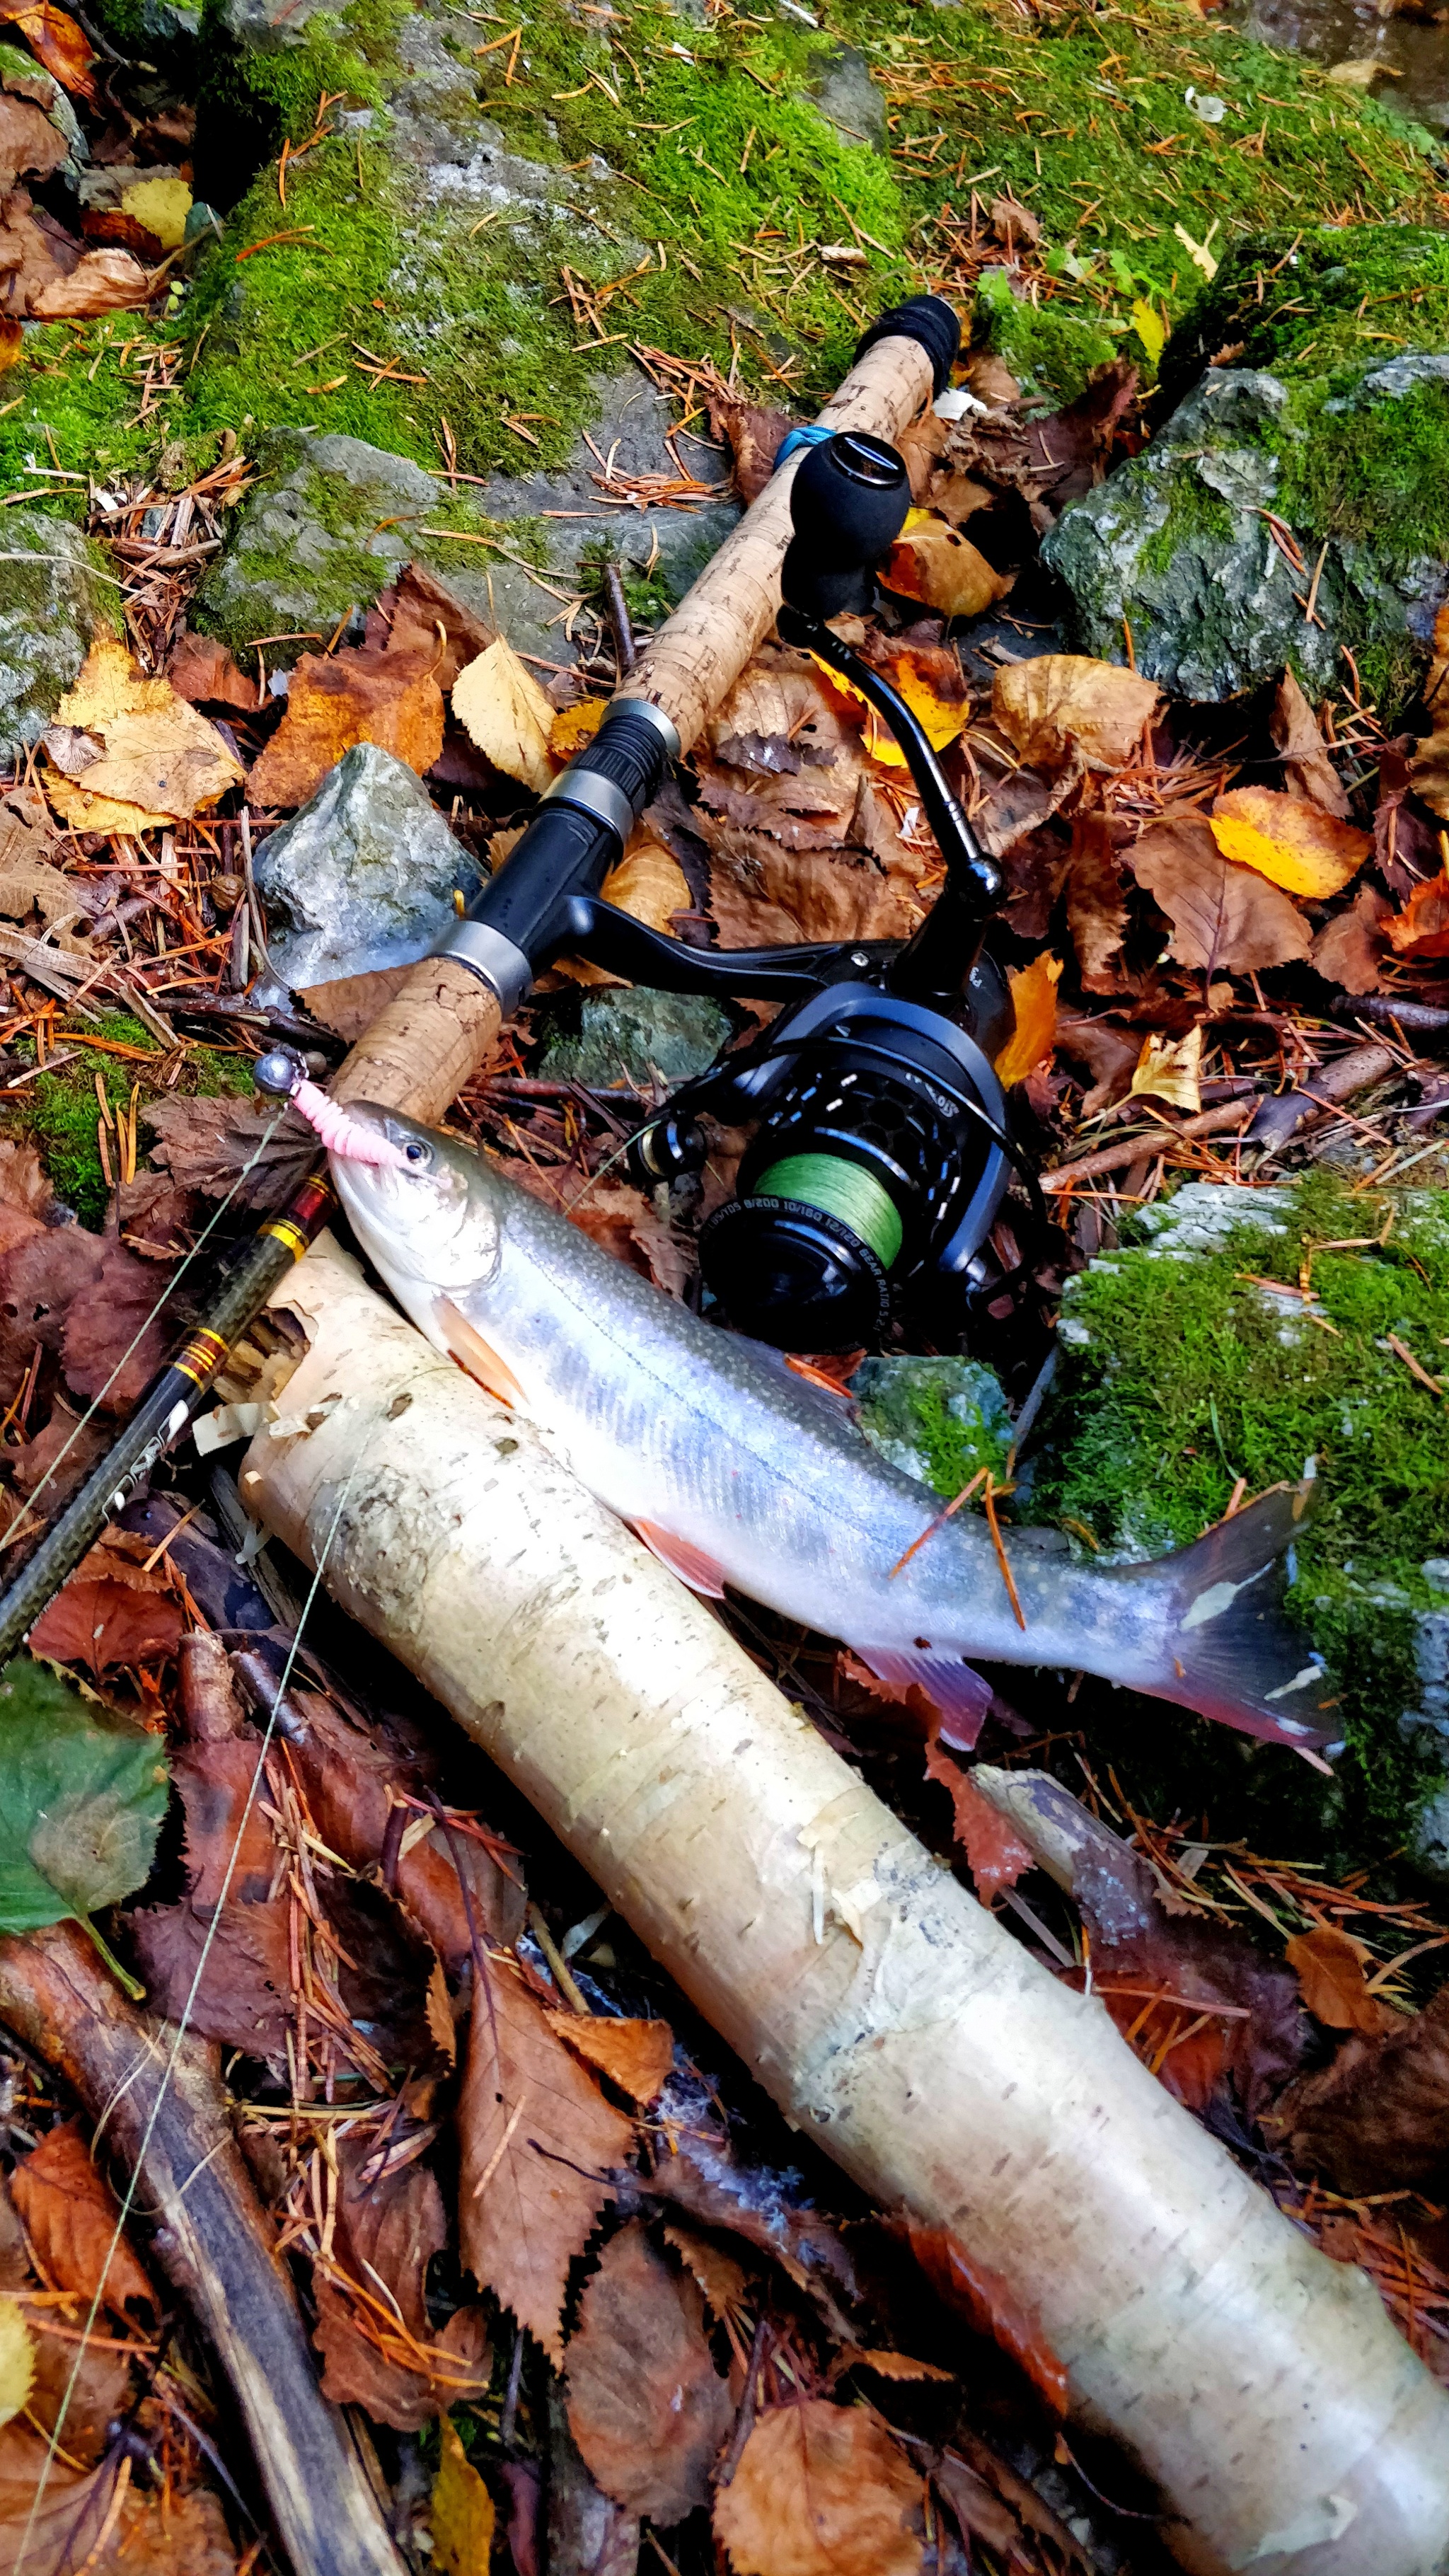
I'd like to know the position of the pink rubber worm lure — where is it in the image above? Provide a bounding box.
[288,1078,413,1169]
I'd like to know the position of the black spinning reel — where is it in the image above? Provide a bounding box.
[430,296,1041,1351]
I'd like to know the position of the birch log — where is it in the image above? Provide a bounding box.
[243,1242,1449,2576]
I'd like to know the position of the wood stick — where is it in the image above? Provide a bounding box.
[242,1242,1449,2576]
[330,329,937,1121]
[0,1924,405,2576]
[1043,1042,1400,1193]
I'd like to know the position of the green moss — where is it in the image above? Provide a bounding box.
[853,1355,1014,1498]
[973,268,1117,405]
[5,1017,252,1229]
[1034,1176,1449,1864]
[1278,364,1449,571]
[1160,224,1449,405]
[1137,463,1236,577]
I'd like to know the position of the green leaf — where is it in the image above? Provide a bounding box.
[0,1659,168,1937]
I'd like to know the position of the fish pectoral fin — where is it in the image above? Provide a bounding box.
[632,1520,728,1599]
[437,1298,526,1411]
[850,1646,993,1750]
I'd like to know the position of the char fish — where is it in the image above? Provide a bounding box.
[329,1106,1331,1751]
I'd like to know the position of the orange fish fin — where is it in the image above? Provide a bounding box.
[437,1298,526,1411]
[632,1520,728,1598]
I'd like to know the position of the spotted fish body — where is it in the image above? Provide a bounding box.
[329,1107,1331,1752]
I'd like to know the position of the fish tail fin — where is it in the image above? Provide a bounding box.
[1128,1469,1335,1750]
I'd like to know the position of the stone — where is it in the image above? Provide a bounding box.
[192,431,446,669]
[251,743,475,990]
[807,45,887,154]
[0,513,120,763]
[538,987,732,1090]
[851,1354,1013,1498]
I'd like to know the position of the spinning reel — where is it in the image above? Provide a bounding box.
[431,296,1042,1351]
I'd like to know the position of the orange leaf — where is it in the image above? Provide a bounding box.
[994,952,1061,1088]
[884,511,1015,620]
[923,1742,1034,1903]
[248,645,445,809]
[714,2399,924,2576]
[1385,870,1449,961]
[11,2123,156,2320]
[1210,787,1371,900]
[907,2224,1067,2413]
[0,0,99,100]
[29,1575,183,1673]
[548,698,608,760]
[545,2011,674,2105]
[0,318,20,374]
[809,644,969,765]
[1131,819,1312,974]
[1286,1924,1397,2036]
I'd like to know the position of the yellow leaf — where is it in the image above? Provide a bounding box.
[452,637,555,793]
[119,175,192,250]
[1209,787,1371,900]
[1130,299,1166,365]
[884,514,1015,620]
[43,637,243,831]
[555,828,691,987]
[0,2299,34,2431]
[1173,220,1218,279]
[432,2418,495,2576]
[548,696,608,761]
[810,650,969,766]
[1130,1024,1203,1113]
[995,952,1061,1087]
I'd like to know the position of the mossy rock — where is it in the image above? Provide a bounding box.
[853,1354,1014,1496]
[973,267,1119,408]
[1158,224,1449,406]
[1033,1177,1449,1880]
[3,1013,252,1228]
[0,513,120,762]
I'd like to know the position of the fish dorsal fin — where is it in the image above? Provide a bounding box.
[633,1520,728,1598]
[437,1297,526,1411]
[850,1646,993,1750]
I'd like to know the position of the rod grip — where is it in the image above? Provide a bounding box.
[330,957,504,1119]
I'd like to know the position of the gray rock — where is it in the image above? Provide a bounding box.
[851,1354,1013,1498]
[538,987,732,1090]
[214,0,335,45]
[193,431,445,666]
[0,512,120,762]
[252,744,475,990]
[808,45,887,153]
[1044,366,1449,702]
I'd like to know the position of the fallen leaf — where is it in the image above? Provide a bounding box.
[166,631,262,712]
[0,1657,168,1939]
[650,2137,858,2334]
[933,2454,1020,2561]
[1065,811,1131,992]
[701,817,916,949]
[715,2401,923,2576]
[851,642,974,767]
[1310,884,1390,994]
[884,512,1015,621]
[962,350,1019,406]
[1131,818,1312,973]
[313,2132,487,2430]
[906,2225,1067,2413]
[458,1957,633,2361]
[129,1896,294,2055]
[0,0,97,100]
[0,2426,127,2576]
[923,1742,1033,1903]
[1131,298,1166,364]
[1210,787,1370,900]
[1271,1980,1449,2193]
[248,646,445,810]
[708,389,792,504]
[1053,1012,1141,1116]
[1286,1924,1398,2036]
[427,1958,458,2067]
[143,1091,318,1211]
[1271,671,1349,817]
[0,317,18,370]
[118,173,189,248]
[0,2306,30,2433]
[566,2222,732,2522]
[28,244,153,317]
[661,2221,751,2323]
[11,2122,154,2319]
[28,1572,182,1673]
[843,2348,953,2384]
[453,637,555,794]
[42,639,242,830]
[60,1238,189,1414]
[549,698,608,761]
[1409,731,1449,821]
[0,89,62,193]
[1425,599,1449,726]
[79,205,163,260]
[1131,1023,1203,1113]
[708,654,855,773]
[432,2418,495,2575]
[1385,870,1449,961]
[559,832,692,990]
[545,2012,674,2106]
[994,952,1061,1088]
[169,1735,275,1908]
[993,654,1160,773]
[364,561,495,691]
[988,190,1041,246]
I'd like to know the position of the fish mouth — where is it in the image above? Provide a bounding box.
[330,1104,482,1288]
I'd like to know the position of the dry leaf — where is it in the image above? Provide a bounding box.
[9,2123,154,2321]
[1065,811,1131,993]
[884,512,1014,621]
[0,0,98,99]
[1131,819,1312,974]
[549,698,608,761]
[994,952,1061,1088]
[906,2225,1068,2414]
[988,191,1041,247]
[545,2012,674,2106]
[0,2308,30,2436]
[28,1571,183,1672]
[714,2400,923,2576]
[1056,1013,1140,1116]
[708,389,792,504]
[1131,1024,1203,1112]
[432,2417,495,2575]
[1271,671,1349,817]
[42,638,241,830]
[1210,787,1371,900]
[119,174,189,248]
[0,89,63,193]
[1310,884,1390,994]
[1409,731,1449,821]
[364,561,494,688]
[166,630,261,712]
[923,1743,1034,1903]
[453,637,555,793]
[702,816,916,949]
[426,1958,458,2067]
[0,317,18,371]
[845,2349,953,2384]
[1286,1925,1399,2036]
[993,655,1160,773]
[458,1959,633,2361]
[248,645,445,809]
[560,832,692,990]
[1425,599,1449,725]
[662,2221,751,2323]
[1385,870,1449,961]
[29,245,152,317]
[1271,1981,1449,2194]
[566,2222,732,2522]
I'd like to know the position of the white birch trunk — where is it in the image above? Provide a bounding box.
[243,1242,1449,2576]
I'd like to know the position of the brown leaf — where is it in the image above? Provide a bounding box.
[708,391,792,506]
[1271,671,1349,817]
[708,654,855,774]
[714,2400,923,2576]
[166,631,262,712]
[0,2426,124,2576]
[1055,1012,1143,1116]
[28,1572,182,1672]
[0,185,80,320]
[559,833,691,990]
[702,819,915,949]
[28,245,153,318]
[458,1959,633,2360]
[0,0,98,100]
[650,2137,858,2333]
[42,640,241,828]
[1065,810,1130,992]
[545,2013,674,2106]
[1130,818,1312,973]
[171,1736,276,1907]
[26,2321,129,2466]
[993,654,1160,773]
[993,952,1060,1089]
[906,2224,1067,2414]
[0,88,62,192]
[60,1238,186,1414]
[1271,1980,1449,2193]
[1385,869,1449,961]
[884,516,1013,621]
[962,350,1020,405]
[923,1743,1033,1902]
[988,190,1041,247]
[313,2132,488,2430]
[1310,884,1391,993]
[143,1091,318,1211]
[932,2454,1019,2560]
[661,2221,751,2323]
[0,1221,103,1407]
[248,645,445,810]
[566,2222,731,2522]
[79,207,163,260]
[1210,787,1371,900]
[1286,1923,1399,2036]
[129,1898,293,2054]
[1409,727,1449,821]
[364,560,494,691]
[10,2123,154,2320]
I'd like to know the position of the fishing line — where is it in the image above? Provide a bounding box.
[16,1436,373,2576]
[0,1104,293,1553]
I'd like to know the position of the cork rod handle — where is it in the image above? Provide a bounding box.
[332,330,938,1121]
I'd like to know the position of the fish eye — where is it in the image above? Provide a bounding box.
[403,1140,432,1167]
